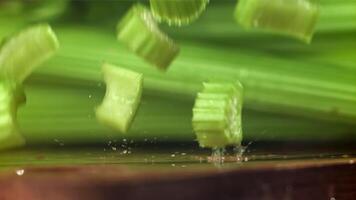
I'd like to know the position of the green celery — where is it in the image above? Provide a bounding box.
[192,82,243,148]
[18,83,356,145]
[30,26,356,124]
[96,63,143,133]
[0,24,58,150]
[150,0,209,26]
[0,24,59,84]
[0,82,25,150]
[168,1,356,49]
[235,0,319,43]
[117,4,180,70]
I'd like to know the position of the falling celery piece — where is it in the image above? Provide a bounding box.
[150,0,209,26]
[0,24,58,150]
[0,24,59,84]
[234,0,319,43]
[117,4,180,70]
[96,63,143,133]
[192,82,243,148]
[0,81,26,150]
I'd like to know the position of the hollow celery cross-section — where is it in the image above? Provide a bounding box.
[150,0,209,26]
[96,63,143,133]
[0,24,59,84]
[192,82,243,148]
[234,0,319,43]
[117,4,180,70]
[0,81,26,150]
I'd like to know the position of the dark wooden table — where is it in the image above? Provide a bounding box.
[0,144,355,200]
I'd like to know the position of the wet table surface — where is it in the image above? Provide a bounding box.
[1,143,356,200]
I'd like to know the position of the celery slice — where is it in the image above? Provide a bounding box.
[95,63,143,133]
[0,81,26,150]
[192,82,243,148]
[116,4,180,70]
[235,0,319,43]
[150,0,209,26]
[0,24,59,83]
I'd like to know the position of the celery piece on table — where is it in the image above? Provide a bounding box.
[192,82,243,148]
[117,4,180,70]
[0,81,25,150]
[150,0,209,26]
[0,24,59,84]
[96,63,143,133]
[235,0,319,43]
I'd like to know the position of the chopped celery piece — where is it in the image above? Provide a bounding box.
[96,63,143,133]
[117,4,180,70]
[150,0,209,26]
[0,81,26,150]
[0,24,59,84]
[234,0,319,43]
[192,82,243,148]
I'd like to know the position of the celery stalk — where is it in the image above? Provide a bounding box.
[150,0,209,26]
[0,24,59,84]
[0,82,25,150]
[96,63,143,133]
[234,0,319,43]
[18,83,356,145]
[31,25,356,124]
[117,4,180,70]
[193,82,243,148]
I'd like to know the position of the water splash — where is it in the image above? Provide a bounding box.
[16,169,25,176]
[210,147,225,165]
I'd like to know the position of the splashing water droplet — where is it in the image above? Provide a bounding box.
[211,147,225,165]
[16,169,24,176]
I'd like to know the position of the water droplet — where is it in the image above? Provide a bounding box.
[111,147,117,151]
[171,164,176,167]
[88,94,92,99]
[349,160,354,164]
[181,153,186,156]
[171,154,176,158]
[16,169,24,176]
[330,197,336,200]
[211,147,225,165]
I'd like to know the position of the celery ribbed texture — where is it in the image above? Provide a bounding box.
[31,26,356,124]
[0,0,353,147]
[150,0,209,26]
